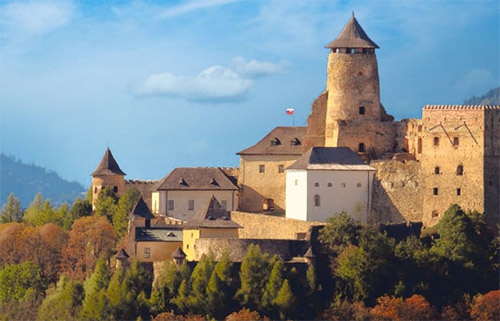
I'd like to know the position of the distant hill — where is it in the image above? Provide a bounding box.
[0,154,86,208]
[464,87,500,105]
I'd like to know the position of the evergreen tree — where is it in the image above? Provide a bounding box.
[80,257,111,320]
[189,253,215,314]
[318,211,362,254]
[274,279,295,320]
[94,186,118,222]
[37,274,84,321]
[262,257,284,316]
[114,188,140,237]
[0,193,23,223]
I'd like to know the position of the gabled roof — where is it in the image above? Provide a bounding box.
[115,248,130,259]
[155,167,238,191]
[129,197,156,220]
[171,246,187,259]
[135,227,183,242]
[237,126,307,155]
[183,195,242,229]
[326,13,379,49]
[287,147,376,171]
[91,148,126,176]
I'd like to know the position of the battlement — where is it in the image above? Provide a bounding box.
[125,180,158,185]
[423,105,500,110]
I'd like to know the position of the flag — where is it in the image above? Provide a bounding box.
[286,108,295,115]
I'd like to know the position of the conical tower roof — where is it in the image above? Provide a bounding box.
[326,13,379,49]
[91,148,126,176]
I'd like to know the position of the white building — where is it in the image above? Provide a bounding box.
[285,147,376,223]
[152,167,239,221]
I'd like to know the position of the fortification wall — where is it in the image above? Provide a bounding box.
[194,238,309,262]
[231,211,323,239]
[370,160,423,224]
[303,91,328,152]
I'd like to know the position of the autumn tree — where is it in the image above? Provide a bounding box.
[0,193,23,223]
[470,290,500,321]
[61,216,117,280]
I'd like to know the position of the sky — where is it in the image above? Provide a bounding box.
[1,0,499,188]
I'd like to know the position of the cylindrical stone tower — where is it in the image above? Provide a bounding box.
[91,147,126,208]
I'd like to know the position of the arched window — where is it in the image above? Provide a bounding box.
[314,194,320,207]
[456,165,463,176]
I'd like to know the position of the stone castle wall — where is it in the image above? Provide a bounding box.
[231,211,323,239]
[92,175,125,207]
[303,91,328,152]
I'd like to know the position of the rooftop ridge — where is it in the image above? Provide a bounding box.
[125,179,159,184]
[423,105,500,110]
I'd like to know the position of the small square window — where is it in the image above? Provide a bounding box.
[259,165,265,173]
[188,200,194,210]
[278,165,284,173]
[168,200,174,210]
[327,183,332,187]
[314,182,319,187]
[433,188,438,195]
[144,248,150,258]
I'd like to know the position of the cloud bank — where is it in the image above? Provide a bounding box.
[136,57,288,103]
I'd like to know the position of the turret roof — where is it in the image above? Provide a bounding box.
[91,148,126,176]
[326,13,379,49]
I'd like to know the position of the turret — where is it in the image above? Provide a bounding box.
[91,148,126,208]
[324,13,382,146]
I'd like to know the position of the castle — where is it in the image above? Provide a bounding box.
[92,14,499,264]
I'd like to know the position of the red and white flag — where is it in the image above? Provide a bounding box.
[286,108,295,115]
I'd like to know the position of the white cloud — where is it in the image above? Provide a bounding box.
[158,0,240,18]
[231,56,288,77]
[0,0,74,36]
[136,57,287,103]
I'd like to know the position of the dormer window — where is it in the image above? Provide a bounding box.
[271,137,281,146]
[291,138,301,146]
[179,178,188,186]
[210,178,219,186]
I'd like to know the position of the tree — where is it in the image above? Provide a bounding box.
[94,186,118,222]
[225,308,269,321]
[262,257,284,316]
[23,193,56,226]
[274,279,295,320]
[187,253,215,314]
[318,211,362,254]
[0,193,23,223]
[80,257,112,321]
[236,244,272,310]
[114,188,140,237]
[0,261,46,303]
[335,244,369,302]
[150,261,186,316]
[470,290,500,321]
[37,274,84,321]
[61,216,117,280]
[0,222,26,266]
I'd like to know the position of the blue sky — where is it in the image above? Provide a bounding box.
[1,0,499,187]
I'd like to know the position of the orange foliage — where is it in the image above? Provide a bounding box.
[225,308,270,321]
[470,290,500,321]
[370,294,436,321]
[370,294,403,321]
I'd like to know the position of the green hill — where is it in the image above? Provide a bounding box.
[464,87,500,105]
[0,154,86,208]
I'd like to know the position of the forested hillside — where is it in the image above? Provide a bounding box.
[0,154,85,208]
[464,87,500,105]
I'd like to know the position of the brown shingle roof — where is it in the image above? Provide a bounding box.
[183,195,242,229]
[171,246,187,259]
[115,248,130,259]
[155,167,238,191]
[91,148,126,176]
[237,126,307,155]
[287,147,376,171]
[326,13,379,49]
[129,197,156,219]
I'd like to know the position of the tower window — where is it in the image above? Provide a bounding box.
[453,137,459,146]
[359,106,365,115]
[313,194,321,207]
[433,137,439,146]
[457,188,461,196]
[259,165,265,173]
[433,188,438,195]
[456,165,463,176]
[358,143,366,153]
[434,167,440,174]
[278,165,284,173]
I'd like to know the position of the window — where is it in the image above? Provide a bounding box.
[417,138,422,154]
[294,179,298,186]
[358,143,366,153]
[168,200,174,210]
[144,248,150,258]
[314,182,319,187]
[357,183,362,187]
[433,188,438,196]
[457,188,461,196]
[453,137,459,146]
[259,165,265,173]
[188,200,194,210]
[418,125,422,132]
[186,244,189,249]
[278,165,284,173]
[434,167,440,174]
[359,106,365,115]
[113,186,118,193]
[341,183,346,188]
[314,194,320,207]
[94,187,98,193]
[432,210,439,218]
[327,183,332,187]
[221,200,227,210]
[456,165,463,176]
[433,137,439,146]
